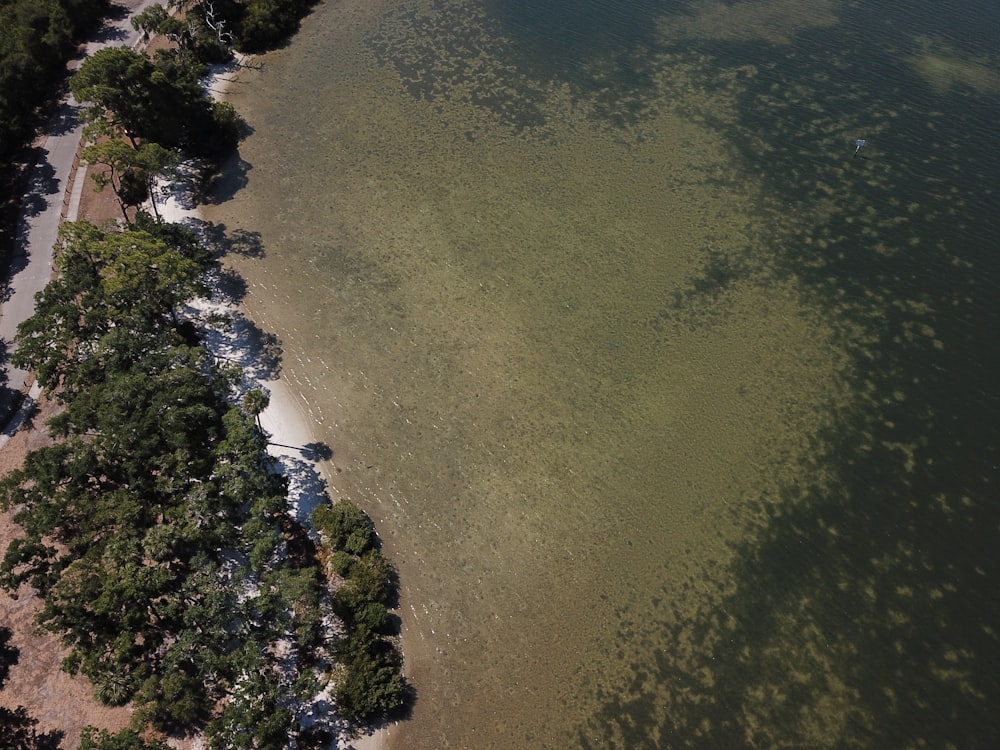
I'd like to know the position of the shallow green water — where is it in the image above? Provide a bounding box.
[204,0,1000,746]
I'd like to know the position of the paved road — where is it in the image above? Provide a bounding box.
[0,0,161,421]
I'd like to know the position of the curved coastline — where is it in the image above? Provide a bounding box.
[7,0,1000,746]
[189,1,849,746]
[158,59,395,750]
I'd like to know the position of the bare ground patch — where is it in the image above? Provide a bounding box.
[0,396,134,749]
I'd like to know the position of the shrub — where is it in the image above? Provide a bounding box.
[329,549,355,577]
[313,501,375,553]
[332,642,406,722]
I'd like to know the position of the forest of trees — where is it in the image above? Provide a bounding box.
[1,215,322,747]
[0,218,406,746]
[1,1,405,747]
[133,0,320,54]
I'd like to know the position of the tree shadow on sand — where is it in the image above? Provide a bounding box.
[276,453,333,527]
[0,626,17,689]
[0,628,65,750]
[197,306,283,383]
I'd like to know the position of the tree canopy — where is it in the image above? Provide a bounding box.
[12,219,210,396]
[0,219,338,747]
[164,0,320,54]
[2,2,402,743]
[70,45,238,157]
[79,727,169,750]
[82,131,179,220]
[314,501,406,722]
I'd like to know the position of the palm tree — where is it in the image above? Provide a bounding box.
[242,388,270,433]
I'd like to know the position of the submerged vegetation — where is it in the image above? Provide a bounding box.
[1,0,405,746]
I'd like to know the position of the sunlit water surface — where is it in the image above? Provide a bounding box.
[203,0,1000,746]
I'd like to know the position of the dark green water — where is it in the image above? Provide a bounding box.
[206,0,1000,746]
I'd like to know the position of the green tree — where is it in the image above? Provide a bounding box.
[70,45,235,157]
[242,387,270,433]
[0,0,106,211]
[131,209,215,268]
[82,140,178,221]
[13,220,209,394]
[70,47,161,146]
[206,650,294,750]
[137,668,211,733]
[131,4,187,46]
[313,501,375,554]
[332,637,405,722]
[133,3,230,63]
[313,499,407,724]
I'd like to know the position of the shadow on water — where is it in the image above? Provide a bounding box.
[266,441,333,462]
[302,441,334,461]
[200,151,253,205]
[209,266,250,305]
[191,218,265,259]
[340,688,417,750]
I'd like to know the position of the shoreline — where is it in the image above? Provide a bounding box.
[158,57,393,750]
